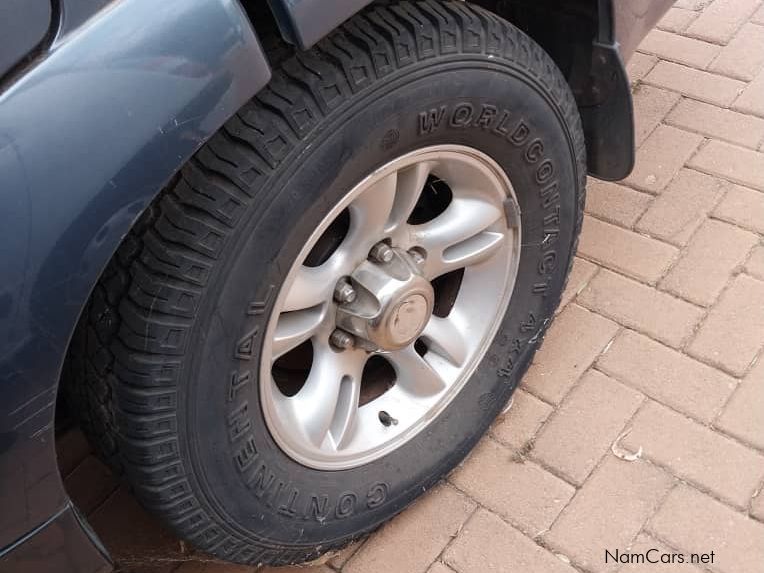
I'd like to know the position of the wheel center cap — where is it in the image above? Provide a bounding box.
[336,249,434,351]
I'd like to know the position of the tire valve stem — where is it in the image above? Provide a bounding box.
[379,411,398,427]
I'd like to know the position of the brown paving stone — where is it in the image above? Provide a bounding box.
[648,485,764,573]
[754,3,764,24]
[617,533,705,573]
[532,370,643,485]
[666,98,764,149]
[644,61,746,106]
[674,0,712,10]
[521,304,619,404]
[639,29,720,69]
[624,125,703,193]
[328,541,365,569]
[623,401,764,509]
[577,270,704,348]
[661,219,759,306]
[713,183,764,234]
[635,169,726,247]
[709,23,764,80]
[597,330,736,423]
[344,485,474,573]
[628,53,659,84]
[586,179,653,228]
[544,456,674,573]
[751,488,764,521]
[450,439,575,536]
[89,487,186,573]
[745,245,764,280]
[65,455,119,516]
[490,389,553,450]
[558,257,599,311]
[633,85,682,148]
[716,359,764,450]
[444,509,576,573]
[685,0,761,43]
[690,140,764,191]
[688,274,764,376]
[55,427,92,478]
[733,67,764,117]
[579,217,678,284]
[657,8,700,33]
[427,562,457,573]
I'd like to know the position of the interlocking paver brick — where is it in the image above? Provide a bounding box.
[716,359,764,450]
[544,456,673,573]
[559,257,599,310]
[688,274,764,376]
[674,0,713,10]
[490,389,553,450]
[344,485,474,573]
[586,179,652,227]
[657,8,700,33]
[733,67,764,116]
[639,29,721,69]
[521,303,619,404]
[597,330,736,423]
[618,534,705,573]
[661,219,759,306]
[754,3,764,24]
[532,370,643,485]
[666,98,764,148]
[444,510,576,573]
[709,23,764,80]
[579,217,678,284]
[685,0,761,43]
[578,270,704,348]
[65,455,118,515]
[627,53,659,84]
[450,439,575,535]
[624,125,703,193]
[690,140,764,190]
[713,183,764,233]
[645,61,746,106]
[632,85,682,148]
[623,401,764,509]
[751,488,764,521]
[746,245,764,280]
[427,562,456,573]
[648,485,764,573]
[329,541,364,569]
[635,169,726,246]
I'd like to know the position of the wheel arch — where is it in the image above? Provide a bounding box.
[0,0,270,556]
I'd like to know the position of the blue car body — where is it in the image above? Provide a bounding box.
[0,1,671,570]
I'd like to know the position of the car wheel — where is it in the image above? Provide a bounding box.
[66,0,585,566]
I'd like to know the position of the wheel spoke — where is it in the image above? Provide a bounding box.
[287,344,365,449]
[384,161,432,234]
[421,316,468,367]
[272,305,327,359]
[282,264,336,312]
[413,198,504,278]
[386,346,447,397]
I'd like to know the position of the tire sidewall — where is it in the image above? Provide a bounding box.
[185,60,580,548]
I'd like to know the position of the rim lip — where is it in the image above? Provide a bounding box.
[259,145,522,470]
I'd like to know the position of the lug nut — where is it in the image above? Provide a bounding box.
[333,279,356,304]
[330,329,355,350]
[369,242,394,264]
[408,248,426,267]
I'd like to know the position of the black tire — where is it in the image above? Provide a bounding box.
[66,0,585,566]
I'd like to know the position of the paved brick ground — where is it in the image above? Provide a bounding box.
[59,1,764,571]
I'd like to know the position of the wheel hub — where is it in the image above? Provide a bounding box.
[336,248,434,351]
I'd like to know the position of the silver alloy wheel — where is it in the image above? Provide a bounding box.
[259,145,522,470]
